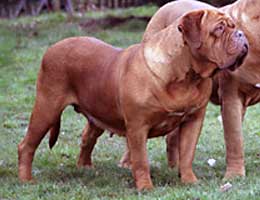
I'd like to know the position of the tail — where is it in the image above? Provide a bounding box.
[49,117,61,149]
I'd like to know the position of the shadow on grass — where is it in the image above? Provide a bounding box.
[27,160,181,189]
[0,165,17,179]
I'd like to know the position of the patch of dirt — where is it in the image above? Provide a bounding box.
[79,15,150,30]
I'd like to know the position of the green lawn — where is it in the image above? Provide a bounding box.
[0,7,260,200]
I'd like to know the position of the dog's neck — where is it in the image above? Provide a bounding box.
[143,20,218,84]
[190,56,219,79]
[143,21,192,84]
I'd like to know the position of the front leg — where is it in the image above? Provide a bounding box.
[179,107,207,183]
[221,96,245,179]
[126,124,153,191]
[218,73,246,179]
[220,89,245,178]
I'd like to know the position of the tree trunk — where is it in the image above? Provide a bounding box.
[36,0,48,15]
[65,0,74,15]
[53,0,61,11]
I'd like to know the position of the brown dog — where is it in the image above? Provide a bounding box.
[120,0,260,179]
[18,9,248,190]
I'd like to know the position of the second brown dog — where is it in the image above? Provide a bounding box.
[142,0,260,180]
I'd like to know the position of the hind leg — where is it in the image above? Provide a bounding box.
[118,141,131,169]
[18,97,63,182]
[166,128,180,169]
[77,122,103,168]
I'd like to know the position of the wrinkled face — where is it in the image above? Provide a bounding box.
[178,9,248,73]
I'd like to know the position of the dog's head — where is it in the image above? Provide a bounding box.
[178,9,248,77]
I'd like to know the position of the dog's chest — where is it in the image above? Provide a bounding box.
[148,106,199,138]
[149,114,184,138]
[166,77,211,110]
[147,79,211,138]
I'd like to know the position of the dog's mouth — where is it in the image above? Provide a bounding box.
[227,44,248,71]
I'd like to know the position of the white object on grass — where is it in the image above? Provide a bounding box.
[207,158,216,167]
[217,115,223,124]
[220,182,233,192]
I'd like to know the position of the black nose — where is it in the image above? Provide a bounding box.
[244,43,249,50]
[236,30,245,38]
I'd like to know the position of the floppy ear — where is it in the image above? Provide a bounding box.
[178,10,205,49]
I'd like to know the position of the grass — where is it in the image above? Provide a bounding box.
[0,6,260,200]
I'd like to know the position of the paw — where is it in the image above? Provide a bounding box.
[136,180,154,191]
[19,167,34,183]
[224,168,245,180]
[77,160,94,169]
[19,175,36,183]
[181,171,198,184]
[118,160,131,169]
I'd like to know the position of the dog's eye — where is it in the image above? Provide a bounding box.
[213,24,225,37]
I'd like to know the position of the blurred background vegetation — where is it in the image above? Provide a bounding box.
[0,0,237,18]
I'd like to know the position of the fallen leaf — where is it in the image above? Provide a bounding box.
[220,182,232,192]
